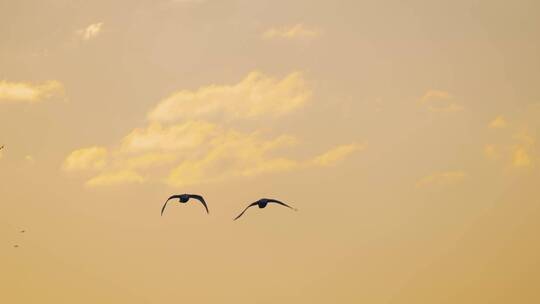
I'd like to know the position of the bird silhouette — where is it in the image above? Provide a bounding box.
[233,198,297,220]
[20,230,25,233]
[13,244,19,248]
[161,194,209,216]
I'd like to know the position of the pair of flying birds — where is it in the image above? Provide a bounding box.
[161,194,297,220]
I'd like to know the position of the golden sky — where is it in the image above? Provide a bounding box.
[1,0,540,303]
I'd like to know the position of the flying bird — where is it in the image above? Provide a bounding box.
[233,198,297,221]
[161,194,209,216]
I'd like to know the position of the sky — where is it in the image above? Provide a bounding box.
[1,0,540,303]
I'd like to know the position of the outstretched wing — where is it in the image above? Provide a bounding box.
[161,195,182,216]
[188,194,209,214]
[266,199,297,211]
[233,202,259,221]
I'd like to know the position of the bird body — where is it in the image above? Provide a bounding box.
[161,194,209,215]
[234,198,296,220]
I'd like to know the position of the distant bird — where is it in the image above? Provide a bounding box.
[161,194,209,216]
[233,198,297,221]
[13,245,19,248]
[20,230,25,233]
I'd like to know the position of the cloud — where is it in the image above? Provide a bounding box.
[489,116,507,129]
[77,22,104,41]
[148,71,311,123]
[419,90,463,113]
[485,121,536,169]
[512,146,532,168]
[63,146,108,172]
[66,125,355,187]
[416,171,467,188]
[310,143,365,167]
[510,130,535,168]
[121,121,218,153]
[64,71,360,187]
[25,155,35,164]
[262,24,321,40]
[166,130,300,186]
[483,107,539,169]
[0,80,64,103]
[86,170,144,187]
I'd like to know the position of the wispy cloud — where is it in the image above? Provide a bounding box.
[0,80,64,103]
[419,90,463,113]
[416,171,467,188]
[63,147,108,172]
[86,170,145,187]
[310,143,365,167]
[489,116,507,129]
[77,22,104,41]
[148,71,311,123]
[512,146,532,168]
[64,71,360,187]
[262,24,321,40]
[510,130,535,168]
[484,111,537,169]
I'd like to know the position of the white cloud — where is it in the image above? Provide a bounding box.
[77,22,104,41]
[0,80,64,103]
[262,24,321,40]
[148,71,311,123]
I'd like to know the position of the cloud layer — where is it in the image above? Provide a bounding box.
[64,71,360,187]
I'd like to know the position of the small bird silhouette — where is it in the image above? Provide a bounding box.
[161,194,209,216]
[20,230,25,233]
[13,244,19,248]
[233,198,297,220]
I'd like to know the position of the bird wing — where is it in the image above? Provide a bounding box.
[233,202,259,221]
[188,194,209,214]
[161,195,182,216]
[266,199,297,211]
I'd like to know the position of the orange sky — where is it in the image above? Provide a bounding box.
[1,1,540,303]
